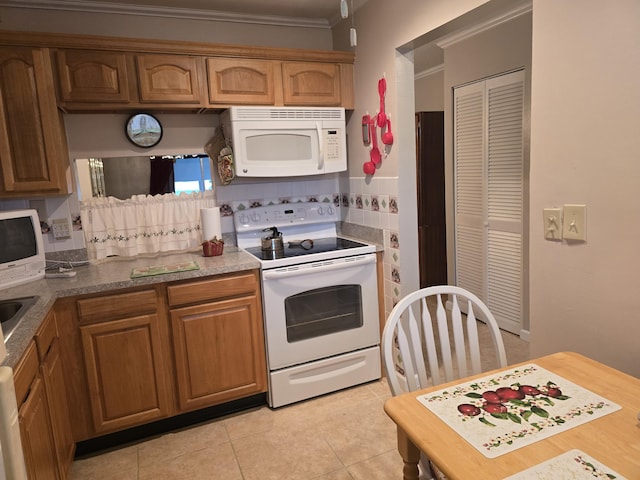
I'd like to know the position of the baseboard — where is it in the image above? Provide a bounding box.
[74,393,267,458]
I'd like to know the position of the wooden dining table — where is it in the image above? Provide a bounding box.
[384,351,640,479]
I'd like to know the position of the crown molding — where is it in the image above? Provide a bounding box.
[1,0,331,29]
[436,1,531,49]
[415,63,444,81]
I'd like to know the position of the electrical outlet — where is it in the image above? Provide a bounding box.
[543,207,563,240]
[51,218,71,239]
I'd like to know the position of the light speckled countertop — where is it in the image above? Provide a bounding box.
[0,248,260,368]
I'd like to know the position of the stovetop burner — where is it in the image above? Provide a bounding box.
[244,237,368,261]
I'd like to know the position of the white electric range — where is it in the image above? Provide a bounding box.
[235,202,381,407]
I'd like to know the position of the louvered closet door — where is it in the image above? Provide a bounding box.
[454,70,524,334]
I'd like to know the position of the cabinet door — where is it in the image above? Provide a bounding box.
[81,314,172,433]
[281,61,341,106]
[0,47,68,195]
[136,54,204,104]
[41,339,74,480]
[56,49,131,103]
[206,58,276,105]
[19,375,59,480]
[170,295,267,411]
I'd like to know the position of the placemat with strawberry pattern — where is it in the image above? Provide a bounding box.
[504,449,627,479]
[416,363,621,458]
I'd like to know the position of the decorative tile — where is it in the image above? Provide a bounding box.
[391,266,401,284]
[232,201,247,211]
[355,195,363,209]
[219,203,234,217]
[248,200,263,209]
[389,231,399,249]
[389,196,398,214]
[362,194,371,210]
[370,196,380,212]
[342,194,349,207]
[307,196,319,203]
[333,194,341,207]
[379,194,389,213]
[279,197,292,204]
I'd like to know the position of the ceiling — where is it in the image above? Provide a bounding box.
[11,0,369,27]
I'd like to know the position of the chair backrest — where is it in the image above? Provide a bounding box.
[382,285,508,396]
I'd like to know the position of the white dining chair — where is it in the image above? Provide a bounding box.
[381,285,508,479]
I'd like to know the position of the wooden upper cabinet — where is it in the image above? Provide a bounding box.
[282,61,342,106]
[206,58,276,105]
[56,49,131,103]
[0,46,69,196]
[135,54,204,104]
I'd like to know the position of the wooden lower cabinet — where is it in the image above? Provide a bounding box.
[80,314,173,433]
[14,341,60,480]
[20,375,58,480]
[61,271,266,440]
[170,294,267,411]
[77,288,173,434]
[39,339,74,479]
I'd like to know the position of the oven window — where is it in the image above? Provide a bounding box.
[284,284,363,342]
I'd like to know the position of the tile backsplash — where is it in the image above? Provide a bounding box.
[1,173,402,321]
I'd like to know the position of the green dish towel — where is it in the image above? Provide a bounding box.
[130,260,199,278]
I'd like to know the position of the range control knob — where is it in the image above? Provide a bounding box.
[251,213,261,222]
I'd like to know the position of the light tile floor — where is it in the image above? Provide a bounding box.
[69,330,529,480]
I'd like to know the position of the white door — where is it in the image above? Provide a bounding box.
[453,70,525,334]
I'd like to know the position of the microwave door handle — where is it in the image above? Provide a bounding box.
[316,122,324,170]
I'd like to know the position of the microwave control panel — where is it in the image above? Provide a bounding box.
[324,130,341,161]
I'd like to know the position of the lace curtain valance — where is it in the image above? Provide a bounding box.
[80,191,215,260]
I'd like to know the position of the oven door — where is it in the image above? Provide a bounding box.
[261,253,379,370]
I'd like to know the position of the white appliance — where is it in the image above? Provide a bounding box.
[221,106,347,177]
[235,202,380,408]
[0,209,46,290]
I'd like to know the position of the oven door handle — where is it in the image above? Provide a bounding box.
[262,255,375,279]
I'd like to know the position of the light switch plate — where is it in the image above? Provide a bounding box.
[562,204,586,241]
[543,207,563,240]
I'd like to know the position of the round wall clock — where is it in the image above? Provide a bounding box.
[125,113,163,148]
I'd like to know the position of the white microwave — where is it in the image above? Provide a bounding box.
[221,106,347,177]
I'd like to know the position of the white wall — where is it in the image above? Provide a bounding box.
[415,70,444,112]
[334,0,494,314]
[333,0,639,376]
[529,0,640,376]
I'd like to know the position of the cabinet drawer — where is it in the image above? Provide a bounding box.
[167,271,258,307]
[77,290,158,325]
[13,341,39,406]
[34,310,58,361]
